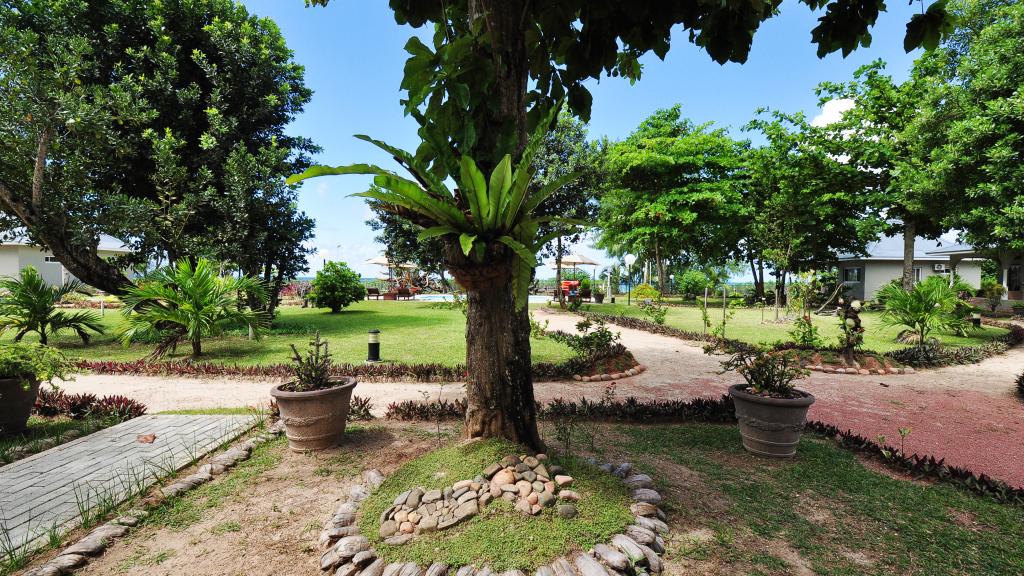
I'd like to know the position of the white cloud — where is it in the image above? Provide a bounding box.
[811,98,855,127]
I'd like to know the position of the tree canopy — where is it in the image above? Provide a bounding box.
[0,0,316,294]
[597,106,746,292]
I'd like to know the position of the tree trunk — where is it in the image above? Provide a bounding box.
[901,220,917,290]
[0,180,133,295]
[450,245,541,451]
[655,237,666,295]
[555,236,564,308]
[192,339,201,356]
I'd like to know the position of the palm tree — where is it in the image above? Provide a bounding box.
[119,258,269,358]
[877,275,968,349]
[0,266,104,345]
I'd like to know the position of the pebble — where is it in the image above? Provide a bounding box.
[556,504,577,519]
[593,544,629,571]
[364,469,386,489]
[630,488,662,504]
[572,554,608,576]
[553,475,573,488]
[359,559,387,576]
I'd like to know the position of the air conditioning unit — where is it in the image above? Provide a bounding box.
[933,263,948,272]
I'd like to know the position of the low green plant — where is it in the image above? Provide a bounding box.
[788,315,823,348]
[119,258,269,358]
[548,318,620,360]
[715,345,809,397]
[0,343,76,389]
[629,283,660,301]
[878,276,969,350]
[1016,371,1024,400]
[638,301,667,325]
[309,261,366,313]
[978,278,1006,312]
[0,266,104,345]
[286,331,333,392]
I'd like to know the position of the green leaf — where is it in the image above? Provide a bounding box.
[497,235,538,267]
[286,163,384,185]
[488,155,512,228]
[459,155,488,228]
[459,233,477,256]
[417,225,456,241]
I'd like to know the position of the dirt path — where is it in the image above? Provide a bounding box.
[60,309,1024,487]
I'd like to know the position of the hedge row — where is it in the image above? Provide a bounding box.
[78,357,585,383]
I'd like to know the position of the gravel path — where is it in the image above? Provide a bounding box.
[59,308,1024,487]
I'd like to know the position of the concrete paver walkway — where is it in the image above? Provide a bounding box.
[0,414,254,553]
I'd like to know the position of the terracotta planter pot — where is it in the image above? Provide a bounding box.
[0,377,40,436]
[270,377,357,452]
[729,384,815,458]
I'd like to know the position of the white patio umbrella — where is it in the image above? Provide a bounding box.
[366,255,415,283]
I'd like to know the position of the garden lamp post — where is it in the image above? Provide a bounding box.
[367,329,381,363]
[624,253,637,306]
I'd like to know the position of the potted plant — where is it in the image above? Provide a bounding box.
[270,332,357,452]
[721,346,814,457]
[0,343,76,435]
[593,287,606,304]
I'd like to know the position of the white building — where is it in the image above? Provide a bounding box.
[837,233,983,301]
[0,235,134,288]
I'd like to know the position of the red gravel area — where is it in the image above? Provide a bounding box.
[803,379,1024,488]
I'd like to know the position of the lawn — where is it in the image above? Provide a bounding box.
[57,419,1024,576]
[618,423,1024,575]
[580,302,1008,352]
[13,301,572,367]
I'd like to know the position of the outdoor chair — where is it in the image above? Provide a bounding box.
[366,287,382,300]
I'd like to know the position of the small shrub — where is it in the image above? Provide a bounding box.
[286,331,334,392]
[309,261,365,313]
[91,395,148,421]
[33,385,66,417]
[547,318,620,360]
[1016,371,1024,400]
[638,301,668,325]
[0,343,77,388]
[715,345,809,397]
[788,315,822,348]
[59,393,98,419]
[978,278,1006,312]
[629,283,660,301]
[529,313,549,338]
[349,395,375,421]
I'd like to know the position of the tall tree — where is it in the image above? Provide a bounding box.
[910,0,1024,254]
[816,61,946,289]
[598,106,746,294]
[0,0,316,295]
[742,110,881,308]
[304,0,955,450]
[532,110,602,306]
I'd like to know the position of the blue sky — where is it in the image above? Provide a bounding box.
[240,1,924,279]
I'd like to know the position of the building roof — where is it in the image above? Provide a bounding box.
[0,233,132,254]
[838,232,964,262]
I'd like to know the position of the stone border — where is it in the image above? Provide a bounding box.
[807,365,915,376]
[319,455,669,575]
[21,421,285,576]
[572,364,646,383]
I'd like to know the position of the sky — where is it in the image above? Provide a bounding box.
[239,1,926,280]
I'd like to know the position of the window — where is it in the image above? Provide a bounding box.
[44,256,59,264]
[913,267,923,284]
[842,267,862,282]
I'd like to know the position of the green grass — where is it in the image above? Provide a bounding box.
[357,438,633,572]
[579,302,1008,352]
[144,434,287,531]
[623,424,1024,576]
[14,302,571,367]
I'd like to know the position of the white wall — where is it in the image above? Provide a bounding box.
[0,246,135,288]
[840,259,983,301]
